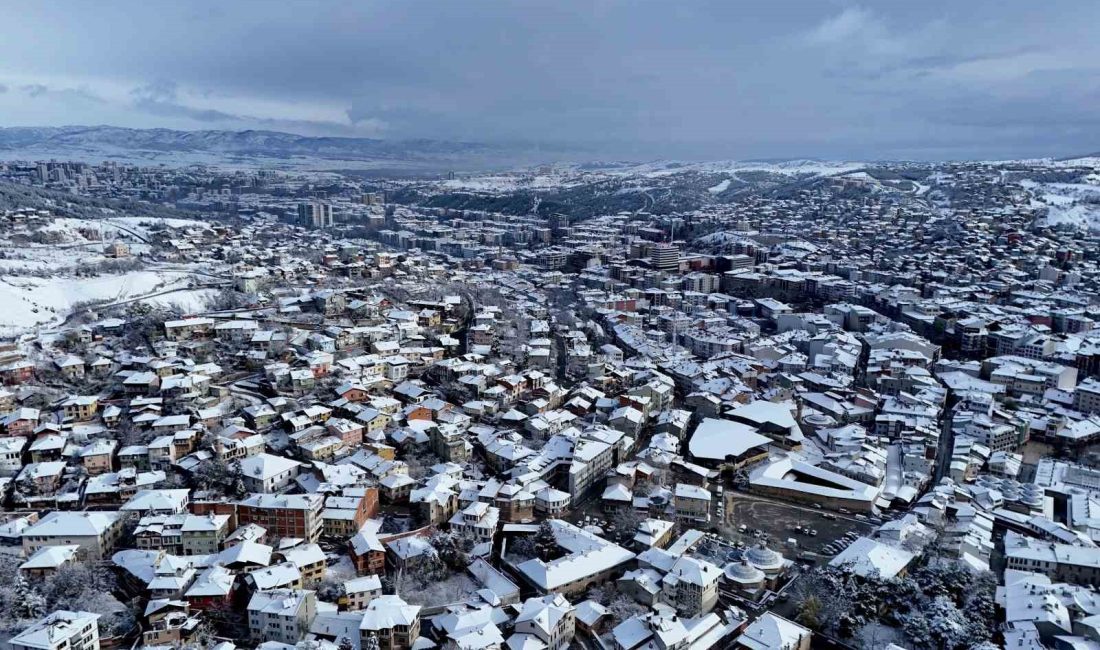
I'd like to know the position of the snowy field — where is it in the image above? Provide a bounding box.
[437,171,589,192]
[0,215,219,336]
[707,179,731,194]
[0,270,205,335]
[605,159,867,178]
[1022,179,1100,231]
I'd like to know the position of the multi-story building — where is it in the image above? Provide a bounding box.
[1075,378,1100,413]
[359,595,421,650]
[21,511,126,561]
[512,594,576,650]
[673,483,711,525]
[1004,531,1100,585]
[322,487,379,538]
[344,575,383,611]
[237,493,325,543]
[247,589,317,646]
[660,556,721,616]
[181,514,232,554]
[448,502,500,542]
[238,453,302,493]
[8,611,100,650]
[298,200,334,229]
[650,243,680,271]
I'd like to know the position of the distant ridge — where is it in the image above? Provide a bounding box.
[0,125,495,161]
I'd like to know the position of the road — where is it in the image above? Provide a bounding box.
[932,403,955,484]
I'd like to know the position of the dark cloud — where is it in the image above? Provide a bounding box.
[20,83,105,104]
[0,1,1098,159]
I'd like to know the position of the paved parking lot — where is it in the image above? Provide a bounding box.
[719,493,876,563]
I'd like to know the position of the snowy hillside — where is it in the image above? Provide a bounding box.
[1022,178,1100,231]
[0,213,222,336]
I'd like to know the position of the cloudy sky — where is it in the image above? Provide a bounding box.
[1,0,1098,160]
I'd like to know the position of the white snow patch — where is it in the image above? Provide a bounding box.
[1022,179,1100,230]
[141,288,218,313]
[0,270,198,335]
[707,179,731,194]
[608,159,867,179]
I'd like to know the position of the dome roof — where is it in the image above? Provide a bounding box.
[724,560,765,584]
[746,543,784,571]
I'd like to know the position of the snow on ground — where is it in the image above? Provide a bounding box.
[437,172,585,192]
[102,216,207,236]
[34,216,170,243]
[0,246,108,273]
[696,231,754,246]
[325,555,358,581]
[401,574,480,607]
[0,269,199,335]
[607,159,867,178]
[707,179,731,194]
[1022,179,1100,230]
[140,287,218,313]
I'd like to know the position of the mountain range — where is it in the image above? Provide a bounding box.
[0,125,556,172]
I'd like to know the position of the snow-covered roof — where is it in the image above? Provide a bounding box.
[23,511,121,538]
[829,537,915,579]
[688,417,771,461]
[735,612,810,650]
[514,520,635,591]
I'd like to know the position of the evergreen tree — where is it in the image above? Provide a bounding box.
[534,521,560,562]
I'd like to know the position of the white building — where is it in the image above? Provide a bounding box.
[22,511,126,561]
[511,594,576,650]
[238,453,303,493]
[661,556,722,616]
[8,611,100,650]
[247,589,317,646]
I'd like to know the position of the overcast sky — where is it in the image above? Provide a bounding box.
[1,1,1098,161]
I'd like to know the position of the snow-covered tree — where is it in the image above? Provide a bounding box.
[534,521,562,562]
[363,632,380,650]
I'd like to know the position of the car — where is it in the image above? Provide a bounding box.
[822,513,837,520]
[809,529,818,537]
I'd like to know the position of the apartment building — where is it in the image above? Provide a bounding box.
[8,611,100,650]
[237,493,325,543]
[359,595,421,650]
[660,556,721,616]
[247,589,317,646]
[22,511,126,561]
